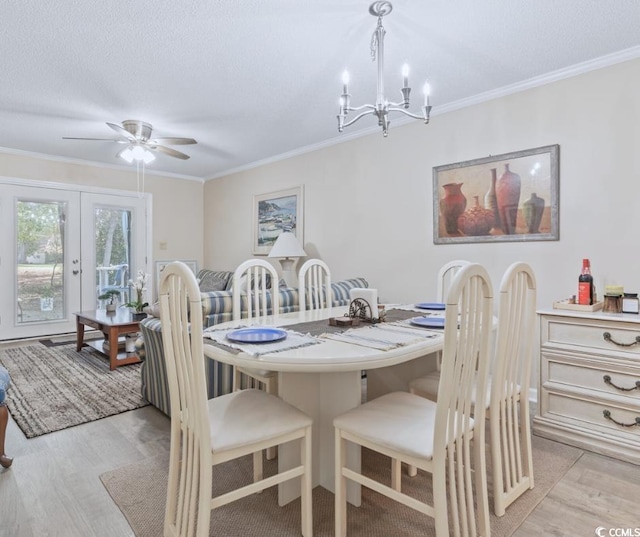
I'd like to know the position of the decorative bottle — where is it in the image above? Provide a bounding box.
[578,258,594,306]
[484,168,501,231]
[495,163,521,234]
[523,192,545,233]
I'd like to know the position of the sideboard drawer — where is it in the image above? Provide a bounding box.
[545,317,640,358]
[546,355,640,401]
[547,391,640,439]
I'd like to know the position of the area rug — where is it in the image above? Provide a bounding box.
[0,343,148,438]
[100,434,583,537]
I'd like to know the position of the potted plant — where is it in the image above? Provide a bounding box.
[123,270,149,319]
[98,289,120,312]
[40,286,54,312]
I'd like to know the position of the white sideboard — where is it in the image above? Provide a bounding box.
[534,308,640,464]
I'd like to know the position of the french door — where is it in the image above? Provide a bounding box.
[0,180,150,341]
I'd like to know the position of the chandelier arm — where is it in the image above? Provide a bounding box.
[385,100,408,108]
[387,107,431,122]
[342,110,378,129]
[346,104,377,113]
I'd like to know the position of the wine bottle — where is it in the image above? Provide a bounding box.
[578,258,594,305]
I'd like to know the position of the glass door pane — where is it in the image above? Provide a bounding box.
[80,192,148,315]
[0,184,81,340]
[16,200,67,323]
[95,207,132,308]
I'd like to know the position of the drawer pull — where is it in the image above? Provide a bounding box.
[603,375,640,392]
[602,331,640,347]
[602,409,640,428]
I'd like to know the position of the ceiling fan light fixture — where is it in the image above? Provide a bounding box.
[141,149,155,164]
[131,145,155,164]
[120,147,134,164]
[119,145,155,164]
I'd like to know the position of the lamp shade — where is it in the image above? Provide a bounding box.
[268,232,306,258]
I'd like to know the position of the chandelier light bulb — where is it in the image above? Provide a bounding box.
[342,70,350,93]
[402,63,409,88]
[423,82,431,106]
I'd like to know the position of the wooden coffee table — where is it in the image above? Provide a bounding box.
[75,309,143,370]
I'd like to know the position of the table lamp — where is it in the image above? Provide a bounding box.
[268,231,306,287]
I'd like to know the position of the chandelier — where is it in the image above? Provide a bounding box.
[337,1,431,137]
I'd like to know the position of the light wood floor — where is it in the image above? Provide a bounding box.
[1,335,639,537]
[2,405,640,537]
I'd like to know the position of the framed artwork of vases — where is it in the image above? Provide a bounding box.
[433,144,559,244]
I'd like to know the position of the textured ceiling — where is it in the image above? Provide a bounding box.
[2,0,640,181]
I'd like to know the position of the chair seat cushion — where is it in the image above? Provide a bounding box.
[208,389,312,453]
[410,373,499,410]
[334,391,448,460]
[0,366,10,405]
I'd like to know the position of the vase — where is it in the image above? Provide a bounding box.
[440,183,467,235]
[457,196,495,236]
[484,168,501,231]
[495,163,521,234]
[132,312,146,321]
[523,192,545,233]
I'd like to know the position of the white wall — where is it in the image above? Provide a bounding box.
[0,152,205,270]
[204,58,640,310]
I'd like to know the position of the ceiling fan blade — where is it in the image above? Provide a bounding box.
[149,145,191,160]
[62,137,121,141]
[149,137,197,145]
[106,122,137,142]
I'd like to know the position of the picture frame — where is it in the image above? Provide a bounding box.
[433,144,559,244]
[155,260,198,299]
[253,186,304,255]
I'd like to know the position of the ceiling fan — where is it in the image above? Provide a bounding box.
[63,119,197,161]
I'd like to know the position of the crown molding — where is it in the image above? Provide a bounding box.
[206,45,640,181]
[0,145,205,183]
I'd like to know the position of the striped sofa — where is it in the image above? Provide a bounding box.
[138,271,368,416]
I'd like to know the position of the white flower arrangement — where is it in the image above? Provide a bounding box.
[124,270,149,313]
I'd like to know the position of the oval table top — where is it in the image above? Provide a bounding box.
[203,305,446,373]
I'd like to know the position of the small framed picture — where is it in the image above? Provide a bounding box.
[253,186,304,255]
[155,260,198,299]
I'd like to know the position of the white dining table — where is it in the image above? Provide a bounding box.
[202,305,445,506]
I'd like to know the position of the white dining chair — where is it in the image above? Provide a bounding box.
[391,259,469,481]
[407,262,537,516]
[488,262,537,515]
[437,259,470,302]
[159,261,313,537]
[298,259,331,311]
[231,258,280,460]
[334,263,493,537]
